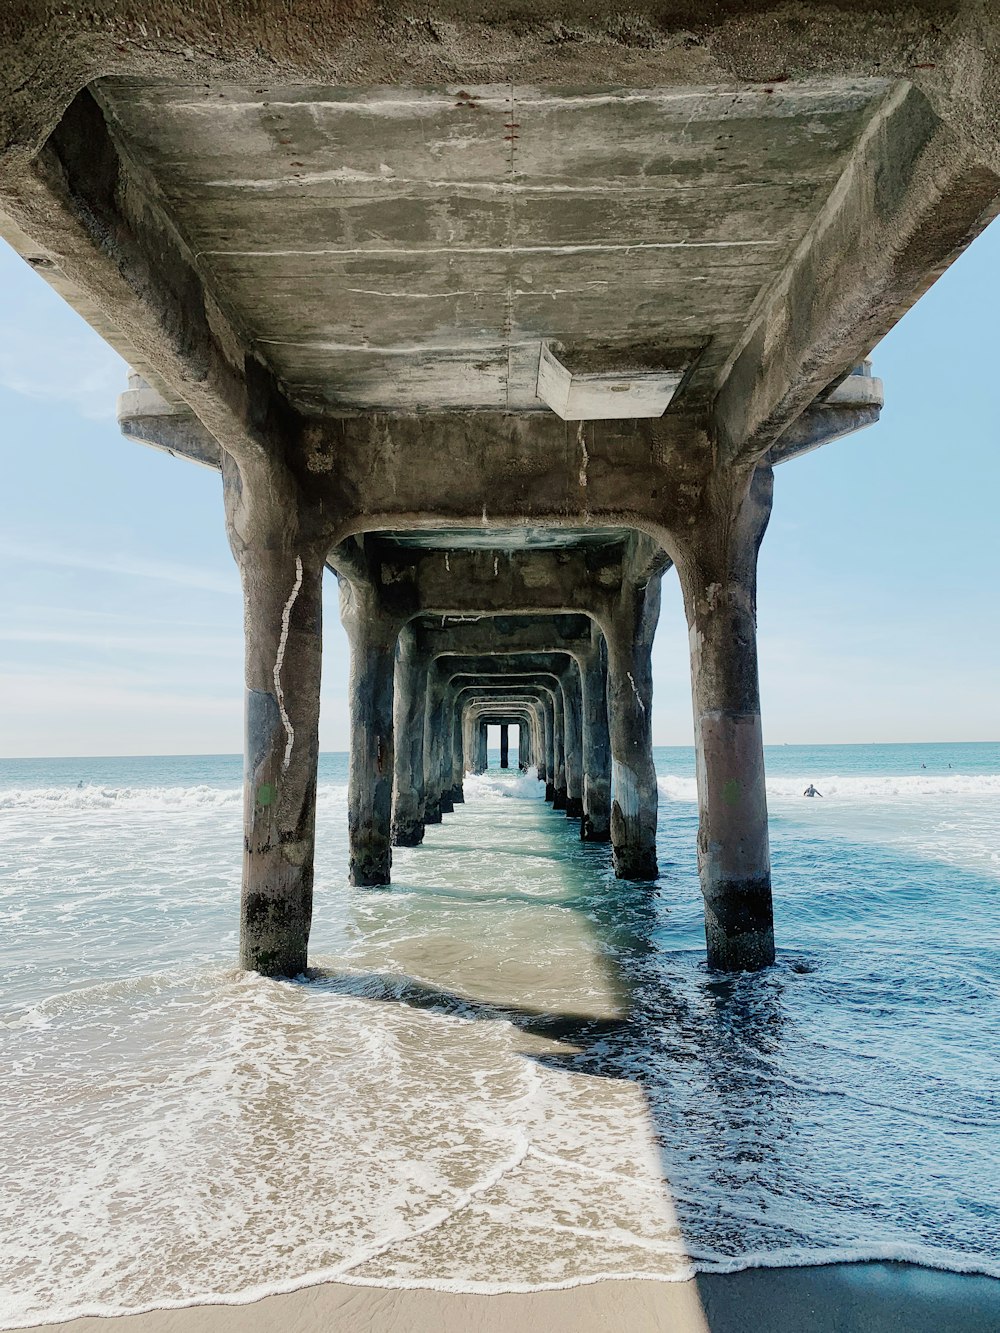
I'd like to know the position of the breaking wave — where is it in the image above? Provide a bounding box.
[0,781,349,813]
[658,772,1000,802]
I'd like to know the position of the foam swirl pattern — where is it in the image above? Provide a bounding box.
[1,746,998,1326]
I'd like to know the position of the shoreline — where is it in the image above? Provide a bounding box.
[13,1263,1000,1333]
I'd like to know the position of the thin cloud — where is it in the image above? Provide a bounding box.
[0,538,239,595]
[0,626,239,658]
[0,324,125,422]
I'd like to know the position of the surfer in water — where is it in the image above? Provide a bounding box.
[803,784,823,798]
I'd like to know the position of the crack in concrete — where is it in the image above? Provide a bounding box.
[627,671,646,714]
[274,556,303,772]
[203,240,779,258]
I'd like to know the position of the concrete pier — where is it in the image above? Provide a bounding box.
[340,580,397,887]
[223,461,325,977]
[13,4,997,969]
[579,627,612,843]
[605,578,661,881]
[391,627,428,848]
[676,467,776,970]
[499,724,510,770]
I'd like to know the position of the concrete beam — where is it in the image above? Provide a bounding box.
[1,87,300,478]
[714,82,999,462]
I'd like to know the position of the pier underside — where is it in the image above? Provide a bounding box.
[4,1,999,972]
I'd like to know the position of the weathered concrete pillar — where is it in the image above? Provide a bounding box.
[551,684,567,809]
[448,698,465,804]
[223,457,325,978]
[675,465,775,971]
[437,679,455,815]
[391,627,428,847]
[579,627,611,842]
[518,722,529,772]
[340,580,398,885]
[542,695,556,799]
[422,663,447,823]
[500,722,510,769]
[561,663,584,821]
[605,578,660,880]
[478,718,489,772]
[462,704,484,775]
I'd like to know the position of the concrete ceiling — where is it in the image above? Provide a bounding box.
[379,525,626,551]
[96,76,889,416]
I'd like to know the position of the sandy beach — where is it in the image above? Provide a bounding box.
[18,1265,1000,1333]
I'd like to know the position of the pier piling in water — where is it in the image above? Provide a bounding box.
[15,4,997,969]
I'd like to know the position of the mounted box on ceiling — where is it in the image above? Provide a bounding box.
[535,342,682,421]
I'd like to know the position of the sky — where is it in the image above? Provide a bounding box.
[1,224,998,757]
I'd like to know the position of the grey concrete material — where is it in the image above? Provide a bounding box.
[9,6,1000,482]
[578,626,612,843]
[0,85,302,481]
[560,657,585,820]
[768,362,883,467]
[461,699,545,774]
[443,660,572,803]
[463,700,545,780]
[499,723,510,769]
[673,464,775,972]
[222,455,326,979]
[416,618,595,808]
[390,626,428,848]
[461,709,483,777]
[414,613,595,662]
[449,698,465,805]
[421,661,448,825]
[713,81,1000,465]
[16,5,1000,983]
[307,414,722,551]
[541,693,555,798]
[339,578,398,887]
[84,73,886,416]
[120,387,883,555]
[117,372,223,469]
[368,536,671,642]
[424,661,456,820]
[605,577,661,881]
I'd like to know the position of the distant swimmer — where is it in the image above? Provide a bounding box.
[803,784,823,798]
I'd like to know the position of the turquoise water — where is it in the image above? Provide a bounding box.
[0,745,998,1323]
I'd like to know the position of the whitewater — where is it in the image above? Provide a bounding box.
[1,744,998,1327]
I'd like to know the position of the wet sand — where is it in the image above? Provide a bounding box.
[21,1264,1000,1333]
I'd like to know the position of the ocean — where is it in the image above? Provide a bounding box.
[1,744,998,1326]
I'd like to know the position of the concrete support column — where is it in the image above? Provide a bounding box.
[675,465,775,971]
[462,704,483,775]
[518,722,529,772]
[551,685,567,808]
[391,627,428,847]
[437,680,456,814]
[561,665,584,820]
[579,628,611,842]
[223,458,325,978]
[340,581,398,886]
[500,723,510,769]
[422,664,447,823]
[605,578,660,880]
[542,696,555,798]
[478,718,489,772]
[449,700,465,804]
